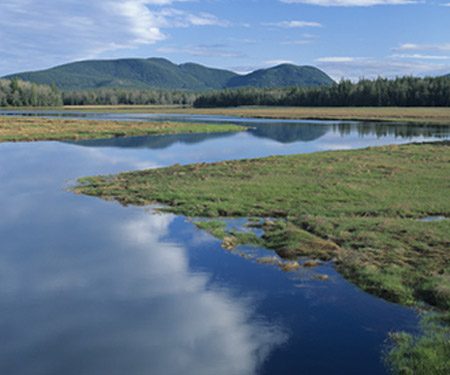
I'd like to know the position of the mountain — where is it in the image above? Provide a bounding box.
[179,62,237,90]
[3,58,334,91]
[3,58,235,91]
[226,64,334,88]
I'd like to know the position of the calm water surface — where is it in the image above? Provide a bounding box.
[1,113,448,375]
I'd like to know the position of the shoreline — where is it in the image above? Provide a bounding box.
[74,141,450,310]
[2,105,450,125]
[0,116,246,143]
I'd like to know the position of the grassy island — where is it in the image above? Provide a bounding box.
[74,141,450,374]
[0,116,246,142]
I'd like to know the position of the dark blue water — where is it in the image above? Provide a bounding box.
[1,114,446,375]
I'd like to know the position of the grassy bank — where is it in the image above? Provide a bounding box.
[74,141,450,308]
[3,105,450,125]
[384,313,450,375]
[74,141,450,373]
[57,106,450,125]
[0,116,246,142]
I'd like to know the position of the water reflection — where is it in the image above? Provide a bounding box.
[2,110,449,143]
[65,123,449,170]
[0,214,287,375]
[0,116,437,375]
[333,122,449,139]
[70,131,235,149]
[0,143,287,375]
[69,122,331,149]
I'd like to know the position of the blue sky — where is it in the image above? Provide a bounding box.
[1,0,449,80]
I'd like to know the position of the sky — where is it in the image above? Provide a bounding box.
[1,0,449,80]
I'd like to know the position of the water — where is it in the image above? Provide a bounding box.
[416,216,446,222]
[1,113,447,375]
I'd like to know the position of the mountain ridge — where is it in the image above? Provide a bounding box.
[3,57,335,91]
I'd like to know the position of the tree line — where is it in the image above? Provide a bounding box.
[0,78,63,107]
[193,76,450,107]
[61,88,197,106]
[0,78,198,107]
[2,75,450,108]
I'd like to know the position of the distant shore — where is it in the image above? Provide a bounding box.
[3,105,450,125]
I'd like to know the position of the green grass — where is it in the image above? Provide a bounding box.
[194,220,263,246]
[4,105,450,125]
[0,117,246,142]
[74,141,450,306]
[73,141,450,372]
[384,314,450,375]
[194,220,228,239]
[57,105,450,125]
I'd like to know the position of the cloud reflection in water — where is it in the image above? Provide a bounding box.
[0,206,287,375]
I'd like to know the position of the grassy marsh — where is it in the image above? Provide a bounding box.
[0,116,246,142]
[384,313,450,375]
[58,105,450,125]
[74,140,450,373]
[3,105,450,125]
[74,141,450,308]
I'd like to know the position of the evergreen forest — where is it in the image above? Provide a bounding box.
[194,76,450,107]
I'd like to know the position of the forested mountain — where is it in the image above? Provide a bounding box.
[3,58,334,91]
[227,64,334,88]
[2,74,449,108]
[179,63,237,89]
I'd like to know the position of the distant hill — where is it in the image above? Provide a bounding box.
[226,64,334,89]
[3,58,334,91]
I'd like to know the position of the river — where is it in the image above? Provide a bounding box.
[0,112,448,375]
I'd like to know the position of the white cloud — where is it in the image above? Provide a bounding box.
[106,1,167,44]
[0,0,228,76]
[157,44,243,57]
[187,12,232,27]
[265,60,295,65]
[263,20,323,28]
[316,56,358,62]
[391,54,450,60]
[316,57,450,80]
[0,207,288,374]
[228,66,260,75]
[156,8,231,27]
[393,43,450,52]
[440,2,450,5]
[280,0,417,5]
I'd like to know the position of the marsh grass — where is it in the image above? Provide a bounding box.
[57,105,450,125]
[74,141,450,372]
[384,313,450,375]
[6,105,450,124]
[195,220,263,249]
[75,141,450,307]
[0,117,246,142]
